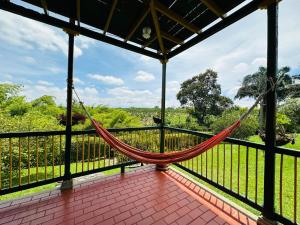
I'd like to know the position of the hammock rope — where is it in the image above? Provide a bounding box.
[72,76,282,164]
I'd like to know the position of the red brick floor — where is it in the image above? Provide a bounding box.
[0,166,257,225]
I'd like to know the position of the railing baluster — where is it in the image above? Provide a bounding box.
[59,135,62,177]
[98,136,101,168]
[230,144,233,191]
[44,139,47,180]
[217,144,219,184]
[88,135,90,171]
[238,145,240,195]
[93,135,96,170]
[52,136,55,179]
[82,135,85,172]
[36,137,38,182]
[9,138,12,188]
[104,138,106,167]
[255,148,259,204]
[76,136,79,173]
[223,143,225,187]
[0,139,2,190]
[245,146,249,199]
[211,147,214,181]
[294,156,298,223]
[18,137,21,186]
[279,153,283,215]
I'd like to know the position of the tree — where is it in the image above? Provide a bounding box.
[177,69,233,125]
[0,83,21,108]
[235,66,300,130]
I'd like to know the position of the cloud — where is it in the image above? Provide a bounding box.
[23,56,36,64]
[74,77,85,85]
[88,74,124,85]
[37,80,54,86]
[0,11,91,58]
[134,71,155,82]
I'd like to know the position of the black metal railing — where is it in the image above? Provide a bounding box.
[0,127,160,195]
[0,126,299,224]
[165,126,300,225]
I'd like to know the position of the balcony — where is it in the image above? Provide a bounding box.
[0,127,299,224]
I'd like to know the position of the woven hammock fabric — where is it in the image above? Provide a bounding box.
[91,119,240,164]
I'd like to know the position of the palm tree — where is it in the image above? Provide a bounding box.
[235,66,300,142]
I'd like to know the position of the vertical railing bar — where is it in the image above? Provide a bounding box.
[87,135,90,171]
[238,145,240,195]
[279,153,283,215]
[108,140,111,166]
[245,146,249,199]
[9,138,12,189]
[52,136,55,179]
[197,136,199,173]
[294,156,298,223]
[98,136,101,168]
[217,144,219,184]
[93,135,96,170]
[255,148,259,204]
[18,137,21,186]
[82,135,84,172]
[36,137,38,182]
[205,148,208,178]
[59,135,62,177]
[76,135,79,173]
[230,144,233,191]
[104,138,106,167]
[223,143,225,187]
[44,138,47,180]
[27,137,30,184]
[0,139,2,190]
[211,147,214,181]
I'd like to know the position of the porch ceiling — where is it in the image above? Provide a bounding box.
[0,0,264,59]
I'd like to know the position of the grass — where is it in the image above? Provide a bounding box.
[0,159,126,201]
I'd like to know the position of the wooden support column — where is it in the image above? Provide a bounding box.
[156,59,168,171]
[258,2,278,224]
[61,20,75,190]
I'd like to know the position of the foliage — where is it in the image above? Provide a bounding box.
[210,106,259,139]
[235,66,300,130]
[278,98,300,132]
[177,69,233,125]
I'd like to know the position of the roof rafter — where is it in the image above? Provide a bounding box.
[201,0,226,19]
[142,36,157,49]
[154,0,200,34]
[161,31,183,45]
[76,0,80,26]
[150,0,165,54]
[124,8,150,42]
[103,0,118,35]
[40,0,48,15]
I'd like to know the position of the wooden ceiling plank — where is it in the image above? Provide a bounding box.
[154,0,200,34]
[161,31,183,45]
[103,0,118,35]
[150,0,165,54]
[201,0,226,19]
[124,8,150,42]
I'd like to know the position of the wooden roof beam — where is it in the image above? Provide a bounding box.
[41,0,48,16]
[150,0,165,54]
[201,0,226,19]
[103,0,118,35]
[142,36,157,49]
[161,31,183,45]
[124,8,150,42]
[154,0,200,34]
[76,0,80,26]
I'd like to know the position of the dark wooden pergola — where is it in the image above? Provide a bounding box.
[0,0,280,223]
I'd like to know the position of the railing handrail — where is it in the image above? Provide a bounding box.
[0,126,160,138]
[165,126,267,150]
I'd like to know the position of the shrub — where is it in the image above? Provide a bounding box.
[210,107,259,139]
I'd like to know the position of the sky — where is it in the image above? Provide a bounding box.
[0,0,299,108]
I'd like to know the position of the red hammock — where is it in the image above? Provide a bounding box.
[91,119,240,164]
